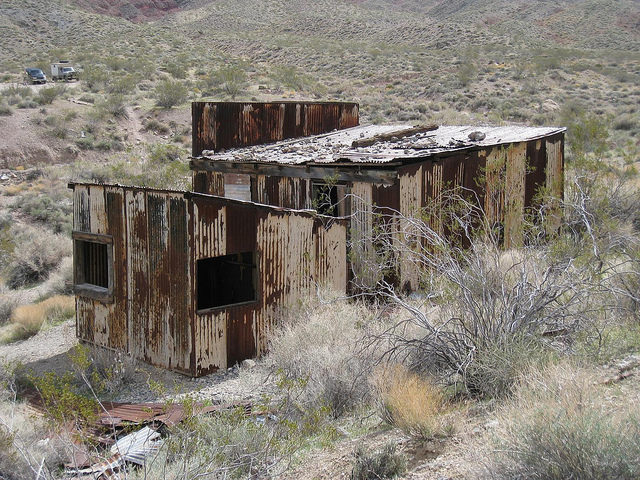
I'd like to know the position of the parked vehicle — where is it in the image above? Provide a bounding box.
[51,61,78,81]
[24,68,46,84]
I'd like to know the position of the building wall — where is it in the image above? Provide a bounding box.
[192,101,359,156]
[227,133,564,291]
[72,184,347,376]
[73,185,193,374]
[189,194,347,375]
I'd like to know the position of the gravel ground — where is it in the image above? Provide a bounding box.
[0,318,277,405]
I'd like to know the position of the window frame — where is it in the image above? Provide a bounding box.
[311,181,349,217]
[72,231,114,302]
[196,251,260,314]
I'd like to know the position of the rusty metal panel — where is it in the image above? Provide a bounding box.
[314,220,348,291]
[504,142,527,248]
[227,307,257,367]
[191,101,359,156]
[168,196,191,372]
[126,189,149,360]
[194,310,227,376]
[484,146,507,232]
[74,185,90,232]
[105,187,127,350]
[251,175,311,210]
[350,182,376,288]
[546,135,564,201]
[192,103,217,160]
[545,134,564,234]
[398,165,423,291]
[192,171,224,196]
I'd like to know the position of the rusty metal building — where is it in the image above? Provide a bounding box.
[72,101,565,374]
[190,102,565,290]
[70,184,346,375]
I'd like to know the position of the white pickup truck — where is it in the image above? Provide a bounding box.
[51,61,78,81]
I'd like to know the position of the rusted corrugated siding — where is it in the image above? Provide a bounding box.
[545,134,564,234]
[192,171,225,196]
[504,142,527,248]
[191,102,359,156]
[251,175,311,210]
[74,185,193,374]
[191,194,347,375]
[74,185,128,350]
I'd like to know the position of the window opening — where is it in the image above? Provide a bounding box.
[73,232,113,301]
[312,182,339,216]
[197,252,257,311]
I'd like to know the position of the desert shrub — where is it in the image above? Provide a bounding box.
[613,113,638,131]
[0,290,22,326]
[1,85,31,99]
[16,98,37,109]
[359,190,604,397]
[95,93,127,118]
[464,336,556,398]
[81,66,106,92]
[105,74,137,95]
[373,364,456,440]
[68,344,137,395]
[4,225,71,289]
[0,401,68,479]
[351,442,407,480]
[215,65,247,98]
[132,400,332,479]
[149,143,186,164]
[155,79,188,108]
[2,295,74,342]
[0,102,11,116]
[142,118,170,134]
[11,189,72,234]
[43,256,73,295]
[485,363,640,480]
[267,295,378,417]
[36,85,65,105]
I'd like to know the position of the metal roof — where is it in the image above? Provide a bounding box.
[198,124,565,166]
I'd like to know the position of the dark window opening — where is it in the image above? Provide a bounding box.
[312,183,339,216]
[76,240,109,288]
[197,252,257,311]
[73,233,113,301]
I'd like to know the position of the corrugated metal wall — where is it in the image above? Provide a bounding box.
[73,184,347,376]
[192,101,360,156]
[74,185,193,374]
[237,134,564,292]
[189,194,347,375]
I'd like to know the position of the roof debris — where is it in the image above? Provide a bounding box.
[198,124,566,166]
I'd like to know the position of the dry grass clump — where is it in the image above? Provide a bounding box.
[0,295,74,343]
[351,442,407,480]
[267,294,379,417]
[485,362,640,480]
[374,364,457,440]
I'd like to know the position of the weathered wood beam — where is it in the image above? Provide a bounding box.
[190,158,398,185]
